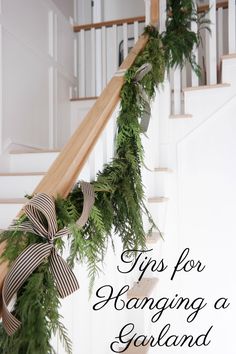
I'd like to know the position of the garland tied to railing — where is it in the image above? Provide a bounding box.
[0,1,209,352]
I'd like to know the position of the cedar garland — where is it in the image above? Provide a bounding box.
[0,2,208,352]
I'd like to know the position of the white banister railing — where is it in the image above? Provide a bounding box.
[74,17,146,98]
[169,0,236,115]
[75,0,236,113]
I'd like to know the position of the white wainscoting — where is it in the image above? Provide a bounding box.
[0,0,77,152]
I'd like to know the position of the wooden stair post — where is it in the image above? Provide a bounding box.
[145,0,159,27]
[151,0,159,27]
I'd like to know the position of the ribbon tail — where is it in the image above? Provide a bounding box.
[134,63,152,82]
[2,243,52,336]
[76,182,95,228]
[140,102,151,133]
[49,248,79,298]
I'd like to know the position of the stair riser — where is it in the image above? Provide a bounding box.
[9,152,59,173]
[0,176,44,198]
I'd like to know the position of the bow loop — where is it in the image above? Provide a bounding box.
[23,193,58,240]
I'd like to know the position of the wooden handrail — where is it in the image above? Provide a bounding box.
[74,16,145,32]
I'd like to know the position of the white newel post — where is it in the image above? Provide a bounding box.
[206,0,217,85]
[228,0,236,54]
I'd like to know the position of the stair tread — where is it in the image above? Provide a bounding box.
[222,53,236,60]
[0,172,46,176]
[0,198,27,204]
[70,96,98,101]
[10,149,60,154]
[154,167,173,173]
[127,278,159,299]
[183,83,230,92]
[169,114,192,119]
[148,196,169,203]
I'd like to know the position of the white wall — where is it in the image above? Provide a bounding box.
[76,0,92,24]
[103,0,145,21]
[51,0,74,20]
[0,0,77,152]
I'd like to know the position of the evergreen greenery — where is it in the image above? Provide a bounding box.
[0,3,208,352]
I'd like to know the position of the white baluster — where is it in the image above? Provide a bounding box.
[206,0,217,84]
[122,23,128,60]
[79,29,85,97]
[217,8,224,60]
[73,37,77,79]
[112,24,118,72]
[102,26,107,89]
[159,0,166,32]
[134,21,139,43]
[173,68,181,115]
[91,28,96,97]
[182,67,187,89]
[191,0,199,87]
[217,7,223,83]
[228,0,236,53]
[145,0,151,26]
[95,28,102,96]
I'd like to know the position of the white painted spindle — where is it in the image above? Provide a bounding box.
[73,37,78,79]
[145,0,151,25]
[173,68,181,115]
[134,21,139,43]
[159,0,166,32]
[95,28,102,96]
[79,29,85,97]
[122,23,128,60]
[191,1,199,87]
[102,26,107,89]
[228,0,236,54]
[112,24,118,72]
[217,8,223,63]
[182,67,187,90]
[206,0,217,84]
[90,28,96,97]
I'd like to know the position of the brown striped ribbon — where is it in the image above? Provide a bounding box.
[2,182,94,336]
[76,182,95,228]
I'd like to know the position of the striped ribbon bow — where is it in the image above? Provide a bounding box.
[2,183,94,336]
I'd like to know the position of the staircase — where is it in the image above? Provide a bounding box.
[0,1,236,353]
